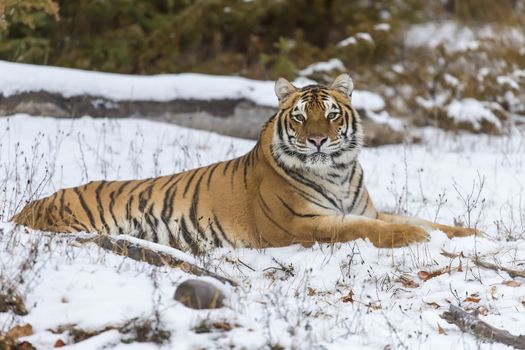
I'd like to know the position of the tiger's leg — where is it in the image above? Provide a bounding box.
[377,212,478,238]
[291,215,430,248]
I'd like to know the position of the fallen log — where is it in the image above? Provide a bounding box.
[440,305,525,349]
[0,91,407,146]
[75,235,237,286]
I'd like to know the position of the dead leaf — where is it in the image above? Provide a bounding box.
[418,266,451,281]
[490,285,498,300]
[477,306,489,316]
[17,341,36,350]
[306,287,316,296]
[54,339,66,348]
[0,292,28,316]
[0,336,11,349]
[463,296,481,303]
[417,271,430,281]
[399,276,419,288]
[341,291,354,303]
[457,260,463,272]
[263,271,275,279]
[6,324,33,341]
[502,280,521,287]
[0,338,36,350]
[425,301,441,309]
[437,323,447,335]
[369,301,382,310]
[212,322,233,331]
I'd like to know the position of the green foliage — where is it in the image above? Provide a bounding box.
[0,0,59,63]
[0,0,425,75]
[450,0,521,23]
[0,0,59,31]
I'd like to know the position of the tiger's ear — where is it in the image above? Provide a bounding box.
[275,77,297,103]
[330,73,354,97]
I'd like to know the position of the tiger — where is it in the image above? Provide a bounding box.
[11,74,477,254]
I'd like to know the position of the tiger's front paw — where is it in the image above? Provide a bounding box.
[369,223,429,248]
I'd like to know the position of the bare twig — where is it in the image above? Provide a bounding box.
[75,235,237,286]
[48,316,171,345]
[472,258,525,279]
[262,258,295,277]
[441,305,525,349]
[441,249,525,279]
[236,258,255,272]
[440,250,463,259]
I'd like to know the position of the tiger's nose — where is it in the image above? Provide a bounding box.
[308,136,328,148]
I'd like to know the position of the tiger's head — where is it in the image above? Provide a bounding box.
[271,73,363,172]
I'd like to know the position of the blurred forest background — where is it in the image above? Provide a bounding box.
[1,0,524,132]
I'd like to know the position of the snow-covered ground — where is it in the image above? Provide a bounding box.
[1,114,524,349]
[405,20,525,52]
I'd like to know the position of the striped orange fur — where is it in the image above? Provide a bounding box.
[11,74,477,253]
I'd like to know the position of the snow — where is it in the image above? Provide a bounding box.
[1,113,525,349]
[337,36,358,47]
[352,90,385,112]
[496,76,519,90]
[337,33,374,48]
[444,73,460,87]
[0,60,281,107]
[113,235,198,264]
[298,59,346,76]
[405,21,525,52]
[513,69,525,81]
[355,32,374,43]
[0,60,387,115]
[373,23,391,31]
[405,21,474,52]
[446,98,502,130]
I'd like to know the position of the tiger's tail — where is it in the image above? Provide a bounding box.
[10,181,117,234]
[11,190,74,232]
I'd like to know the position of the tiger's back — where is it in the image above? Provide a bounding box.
[12,146,264,253]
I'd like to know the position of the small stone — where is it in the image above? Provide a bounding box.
[174,279,225,309]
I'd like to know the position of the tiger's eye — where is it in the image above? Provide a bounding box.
[292,114,305,122]
[327,112,339,120]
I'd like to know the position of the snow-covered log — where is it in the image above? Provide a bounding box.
[0,61,405,146]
